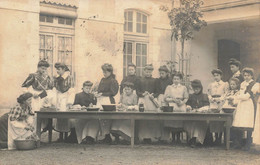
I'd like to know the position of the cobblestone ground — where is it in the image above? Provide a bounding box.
[1,132,260,165]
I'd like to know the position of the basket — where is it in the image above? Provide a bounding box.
[222,107,235,113]
[14,139,36,150]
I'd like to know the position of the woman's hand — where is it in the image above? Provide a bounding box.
[94,92,102,98]
[186,105,192,112]
[165,97,173,102]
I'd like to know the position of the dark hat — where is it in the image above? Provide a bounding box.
[144,64,154,70]
[101,63,113,72]
[211,69,223,75]
[83,81,93,87]
[191,79,202,89]
[158,65,169,72]
[38,60,50,68]
[17,92,33,104]
[173,71,183,79]
[123,81,134,89]
[228,59,241,68]
[242,67,254,77]
[128,63,136,68]
[54,62,69,71]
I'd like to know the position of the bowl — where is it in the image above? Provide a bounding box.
[86,107,99,111]
[102,105,116,111]
[14,139,36,150]
[161,106,173,112]
[222,107,235,113]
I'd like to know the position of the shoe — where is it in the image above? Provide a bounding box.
[189,138,196,148]
[99,134,112,144]
[85,136,95,145]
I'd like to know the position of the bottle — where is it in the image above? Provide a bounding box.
[139,103,144,112]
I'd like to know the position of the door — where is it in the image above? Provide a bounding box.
[218,39,240,81]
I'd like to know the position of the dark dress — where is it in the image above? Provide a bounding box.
[54,74,71,93]
[120,75,140,94]
[136,77,156,97]
[186,93,210,109]
[154,77,172,98]
[22,71,53,91]
[98,75,119,104]
[74,92,97,107]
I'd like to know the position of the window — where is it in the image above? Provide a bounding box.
[124,10,148,34]
[39,15,54,23]
[123,41,148,77]
[39,14,75,86]
[123,10,149,77]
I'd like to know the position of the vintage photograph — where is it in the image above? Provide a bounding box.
[0,0,259,164]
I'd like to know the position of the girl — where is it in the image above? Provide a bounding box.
[232,68,256,150]
[111,82,138,144]
[185,79,209,147]
[120,63,140,94]
[207,69,229,145]
[96,63,119,144]
[164,72,189,144]
[53,62,73,142]
[136,64,161,143]
[154,65,173,107]
[8,93,38,150]
[68,81,99,144]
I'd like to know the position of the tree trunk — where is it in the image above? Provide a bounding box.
[181,38,185,74]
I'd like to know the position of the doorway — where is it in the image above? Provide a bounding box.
[218,39,240,81]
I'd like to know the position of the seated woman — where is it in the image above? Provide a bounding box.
[111,82,138,144]
[184,79,210,147]
[67,81,99,144]
[8,93,38,150]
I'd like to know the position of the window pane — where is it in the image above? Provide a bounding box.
[39,50,45,60]
[142,24,147,34]
[136,23,141,33]
[40,35,45,49]
[136,56,141,67]
[64,51,72,65]
[58,37,65,50]
[136,68,141,76]
[137,12,141,22]
[142,44,147,55]
[142,15,147,23]
[58,51,64,63]
[124,22,127,31]
[136,43,141,55]
[128,22,133,32]
[40,15,45,22]
[45,36,53,50]
[46,16,53,23]
[66,18,72,25]
[127,43,132,54]
[58,17,65,24]
[124,12,127,20]
[123,55,126,66]
[142,56,147,66]
[127,55,132,64]
[123,42,126,54]
[128,11,133,21]
[123,68,126,77]
[65,37,72,51]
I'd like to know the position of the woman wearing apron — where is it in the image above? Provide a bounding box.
[96,63,119,144]
[164,72,189,144]
[207,69,229,145]
[8,93,37,150]
[136,64,161,143]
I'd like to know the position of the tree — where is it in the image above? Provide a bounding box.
[161,0,207,75]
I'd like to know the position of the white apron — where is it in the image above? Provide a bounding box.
[184,121,208,144]
[137,96,162,141]
[97,96,112,136]
[8,115,35,150]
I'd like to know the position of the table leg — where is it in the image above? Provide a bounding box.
[225,120,231,150]
[48,118,53,143]
[131,119,135,148]
[36,117,42,146]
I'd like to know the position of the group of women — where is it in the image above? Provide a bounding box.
[0,59,259,151]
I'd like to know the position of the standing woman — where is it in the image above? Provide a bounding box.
[252,75,260,144]
[136,64,161,143]
[96,63,119,143]
[232,68,256,150]
[120,63,140,94]
[228,58,244,82]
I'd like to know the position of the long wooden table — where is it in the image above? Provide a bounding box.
[35,111,233,149]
